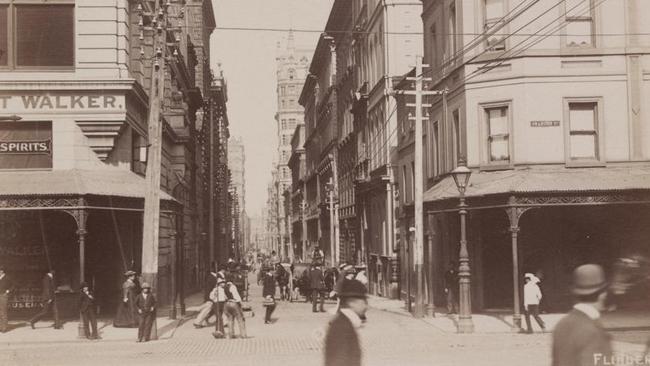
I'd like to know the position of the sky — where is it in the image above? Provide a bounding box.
[210,0,334,216]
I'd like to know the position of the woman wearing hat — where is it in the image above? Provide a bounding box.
[114,270,139,328]
[551,264,613,366]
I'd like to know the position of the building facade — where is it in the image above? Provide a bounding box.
[274,32,311,261]
[0,0,221,317]
[288,123,306,259]
[396,0,650,323]
[228,136,246,259]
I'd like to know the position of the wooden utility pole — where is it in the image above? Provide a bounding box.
[330,153,340,265]
[327,177,335,267]
[141,0,169,339]
[405,56,443,318]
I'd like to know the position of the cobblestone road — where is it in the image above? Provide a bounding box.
[1,275,646,366]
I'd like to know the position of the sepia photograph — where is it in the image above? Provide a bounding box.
[1,0,650,365]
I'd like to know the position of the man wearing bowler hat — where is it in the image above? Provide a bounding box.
[552,264,613,366]
[79,282,99,340]
[324,279,368,366]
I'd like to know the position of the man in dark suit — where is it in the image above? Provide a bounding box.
[0,267,13,333]
[79,282,99,340]
[309,264,326,313]
[324,279,367,366]
[29,270,61,329]
[135,282,156,342]
[552,264,613,366]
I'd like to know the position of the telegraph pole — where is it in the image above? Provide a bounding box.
[326,177,336,267]
[330,153,340,265]
[404,56,444,318]
[141,0,174,340]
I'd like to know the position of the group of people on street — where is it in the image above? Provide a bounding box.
[113,270,157,342]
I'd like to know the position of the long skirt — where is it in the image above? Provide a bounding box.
[114,300,138,328]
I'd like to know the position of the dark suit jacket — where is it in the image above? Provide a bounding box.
[41,275,55,301]
[552,309,613,366]
[0,275,13,294]
[309,268,325,290]
[135,293,156,314]
[79,291,96,313]
[324,312,361,366]
[204,273,217,301]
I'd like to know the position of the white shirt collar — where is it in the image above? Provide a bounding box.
[47,273,53,278]
[574,303,601,320]
[340,308,363,329]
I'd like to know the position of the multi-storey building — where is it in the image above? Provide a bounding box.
[274,32,311,261]
[228,136,247,257]
[265,168,280,254]
[396,0,650,325]
[288,123,307,259]
[0,0,220,318]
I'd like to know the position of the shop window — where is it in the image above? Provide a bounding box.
[14,4,75,67]
[564,99,603,165]
[565,0,594,47]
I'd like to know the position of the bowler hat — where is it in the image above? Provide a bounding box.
[572,264,608,296]
[338,279,367,299]
[141,282,151,289]
[216,278,225,285]
[124,270,136,276]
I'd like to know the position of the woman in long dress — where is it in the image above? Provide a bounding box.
[114,271,139,328]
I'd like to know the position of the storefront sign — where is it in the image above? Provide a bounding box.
[530,120,560,127]
[0,121,52,169]
[0,140,51,154]
[0,94,124,113]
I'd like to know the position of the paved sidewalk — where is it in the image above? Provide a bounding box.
[368,294,650,334]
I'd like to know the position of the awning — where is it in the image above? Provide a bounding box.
[0,168,175,202]
[424,166,650,203]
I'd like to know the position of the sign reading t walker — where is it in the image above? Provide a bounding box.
[0,121,52,169]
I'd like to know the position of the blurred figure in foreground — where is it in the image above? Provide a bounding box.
[324,279,368,366]
[552,264,612,366]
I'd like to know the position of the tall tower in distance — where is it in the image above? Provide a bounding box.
[274,31,311,260]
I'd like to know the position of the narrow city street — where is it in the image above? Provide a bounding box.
[0,273,557,366]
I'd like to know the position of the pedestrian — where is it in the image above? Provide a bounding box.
[223,281,247,339]
[114,270,139,328]
[29,269,61,329]
[79,282,99,340]
[193,269,219,328]
[135,282,156,342]
[324,279,368,366]
[332,264,356,312]
[443,262,458,314]
[552,264,612,366]
[309,263,326,313]
[262,267,277,324]
[311,245,324,266]
[211,278,227,338]
[522,273,545,334]
[276,263,290,301]
[0,267,13,333]
[354,266,368,287]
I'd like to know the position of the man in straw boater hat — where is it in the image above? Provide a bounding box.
[324,279,368,366]
[135,282,156,342]
[552,264,613,366]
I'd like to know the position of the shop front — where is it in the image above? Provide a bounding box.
[0,84,178,322]
[423,167,650,328]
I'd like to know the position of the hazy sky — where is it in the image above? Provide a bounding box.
[210,0,334,216]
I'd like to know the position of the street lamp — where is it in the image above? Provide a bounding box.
[451,158,474,333]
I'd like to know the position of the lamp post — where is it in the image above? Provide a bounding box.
[451,158,474,333]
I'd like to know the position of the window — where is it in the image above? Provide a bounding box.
[484,105,511,164]
[430,24,438,68]
[452,109,461,166]
[281,119,287,130]
[288,85,295,94]
[1,2,75,68]
[566,101,601,163]
[484,0,506,51]
[289,118,296,128]
[288,69,295,80]
[430,121,440,178]
[565,0,594,47]
[132,132,147,175]
[448,3,457,59]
